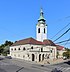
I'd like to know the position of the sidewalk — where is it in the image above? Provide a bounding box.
[37,59,70,65]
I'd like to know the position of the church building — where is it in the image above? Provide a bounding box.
[10,8,64,62]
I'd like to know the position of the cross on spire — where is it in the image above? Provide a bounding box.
[38,8,45,21]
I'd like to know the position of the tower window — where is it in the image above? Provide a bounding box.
[38,28,40,33]
[44,28,45,33]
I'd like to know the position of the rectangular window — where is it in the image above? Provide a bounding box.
[38,28,40,33]
[44,28,45,33]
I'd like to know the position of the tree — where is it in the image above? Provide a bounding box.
[4,40,13,46]
[0,47,4,55]
[63,48,70,59]
[0,40,13,56]
[3,46,10,56]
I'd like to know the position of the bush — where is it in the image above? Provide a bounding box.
[63,51,70,59]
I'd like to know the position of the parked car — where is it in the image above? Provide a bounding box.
[0,57,4,60]
[0,56,5,60]
[5,56,12,59]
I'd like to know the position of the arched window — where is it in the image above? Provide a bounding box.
[38,28,40,33]
[42,54,44,61]
[27,54,29,57]
[14,48,16,50]
[39,54,41,62]
[44,28,45,33]
[23,47,26,50]
[31,46,33,49]
[50,50,52,53]
[11,48,13,51]
[18,48,20,50]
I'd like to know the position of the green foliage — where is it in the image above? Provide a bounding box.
[63,48,70,59]
[3,46,10,56]
[0,46,4,53]
[0,40,13,56]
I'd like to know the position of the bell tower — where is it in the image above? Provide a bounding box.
[36,8,47,42]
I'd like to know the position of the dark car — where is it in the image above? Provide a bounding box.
[0,57,4,60]
[5,56,12,59]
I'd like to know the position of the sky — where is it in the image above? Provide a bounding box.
[0,0,70,48]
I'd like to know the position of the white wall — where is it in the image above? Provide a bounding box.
[10,44,57,62]
[36,22,47,42]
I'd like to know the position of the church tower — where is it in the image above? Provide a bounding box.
[36,8,47,42]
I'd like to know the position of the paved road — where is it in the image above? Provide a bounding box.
[0,58,70,72]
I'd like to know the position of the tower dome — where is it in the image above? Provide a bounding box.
[38,8,46,21]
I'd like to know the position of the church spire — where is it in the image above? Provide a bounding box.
[38,8,45,21]
[36,8,47,42]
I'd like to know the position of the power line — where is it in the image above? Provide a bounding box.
[64,41,69,47]
[54,28,70,42]
[60,42,70,48]
[56,38,70,44]
[51,23,70,39]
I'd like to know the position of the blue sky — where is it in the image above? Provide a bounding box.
[0,0,70,48]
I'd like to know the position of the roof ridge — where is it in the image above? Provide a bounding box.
[29,37,33,43]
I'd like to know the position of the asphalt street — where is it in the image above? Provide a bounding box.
[0,58,70,72]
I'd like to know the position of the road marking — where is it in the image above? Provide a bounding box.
[64,67,70,71]
[16,67,24,72]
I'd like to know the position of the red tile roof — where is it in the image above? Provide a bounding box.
[12,37,43,46]
[56,45,64,50]
[43,39,56,46]
[12,37,65,50]
[12,37,56,46]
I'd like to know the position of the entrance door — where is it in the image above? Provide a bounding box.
[32,54,35,61]
[39,54,41,62]
[42,54,44,61]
